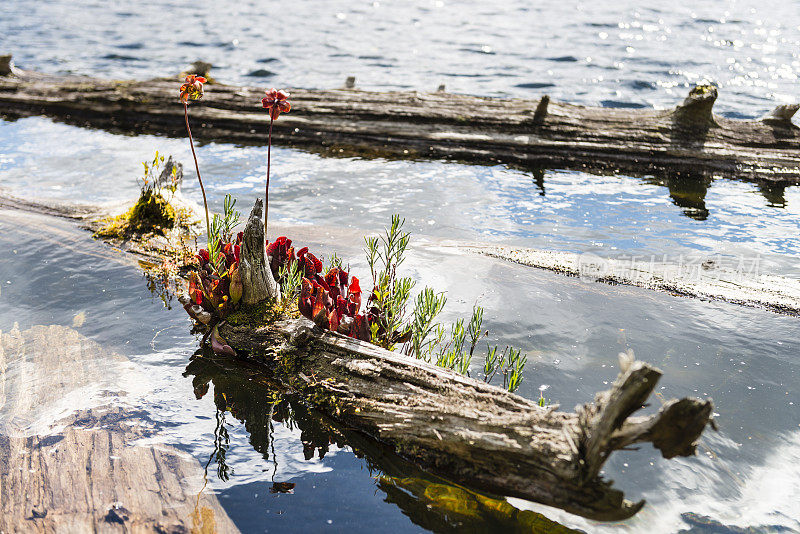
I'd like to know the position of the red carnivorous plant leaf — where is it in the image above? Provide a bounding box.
[329,310,340,333]
[210,326,236,357]
[299,278,314,318]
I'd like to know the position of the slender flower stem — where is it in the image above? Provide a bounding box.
[184,103,211,246]
[265,116,274,239]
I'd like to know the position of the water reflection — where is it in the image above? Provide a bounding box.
[2,110,789,227]
[518,163,794,223]
[144,270,180,310]
[5,115,800,276]
[642,170,713,221]
[184,351,580,534]
[757,181,788,209]
[530,167,546,196]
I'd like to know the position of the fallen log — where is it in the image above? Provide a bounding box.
[184,351,583,533]
[218,314,713,521]
[1,56,798,182]
[210,201,715,522]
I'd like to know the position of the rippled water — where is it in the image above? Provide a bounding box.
[3,0,800,117]
[2,1,800,532]
[1,118,800,532]
[2,116,800,277]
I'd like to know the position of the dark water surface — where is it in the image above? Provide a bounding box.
[2,1,800,532]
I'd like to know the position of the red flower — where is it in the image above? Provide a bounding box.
[262,88,291,120]
[296,247,323,279]
[179,74,207,104]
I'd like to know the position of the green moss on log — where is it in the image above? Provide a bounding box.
[225,299,286,329]
[94,190,179,238]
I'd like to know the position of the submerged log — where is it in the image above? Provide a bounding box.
[0,55,14,77]
[213,200,715,522]
[1,58,799,182]
[461,243,800,317]
[0,324,238,533]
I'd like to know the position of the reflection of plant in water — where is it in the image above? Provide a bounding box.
[144,271,179,310]
[205,408,232,483]
[190,504,217,534]
[379,476,581,534]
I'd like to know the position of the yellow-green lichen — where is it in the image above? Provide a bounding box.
[94,190,178,238]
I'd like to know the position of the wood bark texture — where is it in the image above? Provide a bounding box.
[1,64,799,181]
[240,198,281,304]
[219,317,713,521]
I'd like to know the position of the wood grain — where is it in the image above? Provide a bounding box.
[1,67,798,182]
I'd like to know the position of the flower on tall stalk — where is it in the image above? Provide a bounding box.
[262,88,291,119]
[178,74,212,247]
[179,75,207,103]
[260,88,291,240]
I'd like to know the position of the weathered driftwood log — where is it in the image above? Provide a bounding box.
[461,243,800,317]
[1,58,798,182]
[672,85,719,129]
[219,316,713,521]
[215,201,714,521]
[185,352,584,533]
[0,55,14,77]
[239,198,280,304]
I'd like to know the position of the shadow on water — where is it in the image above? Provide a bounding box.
[183,350,581,534]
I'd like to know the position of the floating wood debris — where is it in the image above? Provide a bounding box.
[1,54,798,181]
